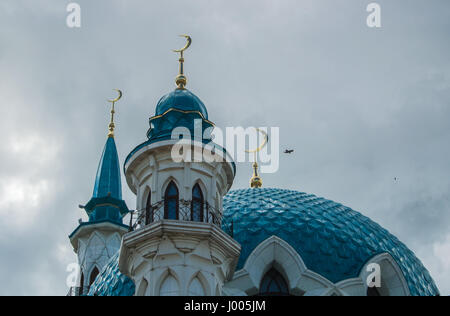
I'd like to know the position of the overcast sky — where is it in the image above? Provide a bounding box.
[0,0,449,295]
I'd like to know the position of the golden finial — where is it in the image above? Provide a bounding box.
[250,153,263,188]
[173,35,192,89]
[107,89,122,138]
[246,128,269,188]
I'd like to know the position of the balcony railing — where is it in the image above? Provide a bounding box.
[127,199,233,236]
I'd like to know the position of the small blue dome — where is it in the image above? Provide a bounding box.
[145,88,213,142]
[222,188,440,296]
[88,252,135,296]
[155,89,208,119]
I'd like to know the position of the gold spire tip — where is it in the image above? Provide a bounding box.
[250,159,263,188]
[245,128,269,188]
[173,35,192,89]
[107,89,122,138]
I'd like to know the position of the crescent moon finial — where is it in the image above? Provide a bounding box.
[245,128,269,188]
[173,34,192,53]
[107,89,122,103]
[173,35,192,89]
[245,128,269,154]
[106,89,123,138]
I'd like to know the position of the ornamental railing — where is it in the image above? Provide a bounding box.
[128,200,233,236]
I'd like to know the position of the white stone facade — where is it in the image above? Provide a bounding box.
[222,236,410,296]
[119,221,240,296]
[120,140,238,296]
[69,222,128,290]
[124,140,234,216]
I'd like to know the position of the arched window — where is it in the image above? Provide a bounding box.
[367,286,381,296]
[137,279,149,296]
[164,181,179,220]
[191,184,204,222]
[89,267,99,287]
[160,275,179,296]
[188,277,205,296]
[259,268,289,296]
[145,190,152,225]
[79,272,84,296]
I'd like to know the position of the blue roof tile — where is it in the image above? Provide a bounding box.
[222,188,440,296]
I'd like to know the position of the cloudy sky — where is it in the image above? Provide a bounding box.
[0,0,449,295]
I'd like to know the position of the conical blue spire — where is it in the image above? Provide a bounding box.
[93,137,122,199]
[81,137,129,224]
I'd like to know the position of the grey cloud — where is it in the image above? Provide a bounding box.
[0,0,448,295]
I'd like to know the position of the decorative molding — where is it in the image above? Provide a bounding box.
[224,236,410,296]
[119,220,240,296]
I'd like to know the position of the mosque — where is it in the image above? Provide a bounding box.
[68,36,440,296]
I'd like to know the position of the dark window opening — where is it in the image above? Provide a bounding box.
[164,181,179,220]
[367,286,381,296]
[145,190,152,225]
[79,272,84,295]
[191,184,204,222]
[259,268,290,296]
[89,267,99,287]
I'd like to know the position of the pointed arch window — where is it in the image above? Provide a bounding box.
[160,275,179,296]
[145,190,152,225]
[164,181,179,220]
[367,286,381,296]
[191,184,204,222]
[89,267,100,287]
[188,277,205,296]
[79,272,85,296]
[259,268,289,296]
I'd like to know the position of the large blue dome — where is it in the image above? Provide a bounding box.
[155,89,208,119]
[89,187,440,296]
[223,188,440,296]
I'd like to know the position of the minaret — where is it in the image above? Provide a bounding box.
[68,91,129,296]
[118,36,240,296]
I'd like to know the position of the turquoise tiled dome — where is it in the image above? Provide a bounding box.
[145,88,213,142]
[155,89,208,118]
[222,188,440,296]
[90,187,440,296]
[124,86,236,181]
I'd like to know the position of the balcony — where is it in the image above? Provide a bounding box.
[127,199,234,236]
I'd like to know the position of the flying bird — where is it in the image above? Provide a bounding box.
[284,149,294,154]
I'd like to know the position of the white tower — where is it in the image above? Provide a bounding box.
[69,93,129,295]
[118,36,240,296]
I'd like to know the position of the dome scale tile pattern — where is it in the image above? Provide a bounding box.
[88,252,135,296]
[222,188,439,296]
